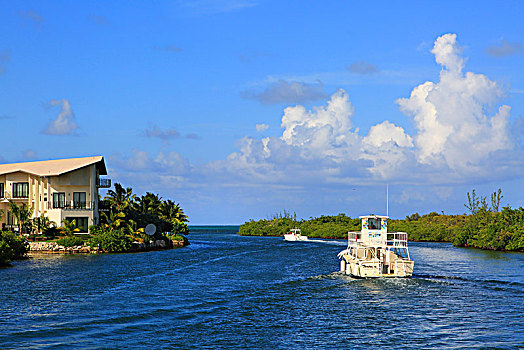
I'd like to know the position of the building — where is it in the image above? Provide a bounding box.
[0,156,111,233]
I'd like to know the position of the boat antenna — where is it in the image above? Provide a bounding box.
[386,184,389,217]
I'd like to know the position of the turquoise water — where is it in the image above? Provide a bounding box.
[1,226,523,349]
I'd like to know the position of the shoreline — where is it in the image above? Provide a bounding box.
[27,239,188,255]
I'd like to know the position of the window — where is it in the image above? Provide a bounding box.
[0,183,3,198]
[368,218,381,230]
[73,192,86,209]
[65,217,88,233]
[12,182,29,198]
[53,192,66,208]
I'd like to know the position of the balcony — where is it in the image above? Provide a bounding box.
[97,178,111,188]
[50,201,96,211]
[1,191,28,200]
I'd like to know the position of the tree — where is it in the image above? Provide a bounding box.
[105,183,135,213]
[464,189,480,215]
[8,201,34,233]
[100,210,126,231]
[490,189,503,213]
[33,214,56,234]
[133,192,163,216]
[60,219,77,236]
[160,200,189,224]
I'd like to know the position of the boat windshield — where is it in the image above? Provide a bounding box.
[368,218,381,230]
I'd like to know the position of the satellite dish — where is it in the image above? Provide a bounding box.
[145,224,156,236]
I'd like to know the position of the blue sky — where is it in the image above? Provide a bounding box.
[1,0,523,224]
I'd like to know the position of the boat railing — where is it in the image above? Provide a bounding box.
[386,232,408,247]
[348,231,361,242]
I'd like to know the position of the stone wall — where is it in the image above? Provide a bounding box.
[28,239,187,254]
[28,241,93,254]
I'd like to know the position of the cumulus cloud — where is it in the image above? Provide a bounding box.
[108,149,192,179]
[218,33,519,186]
[241,80,329,105]
[486,39,523,57]
[349,60,379,75]
[396,33,513,175]
[110,33,522,223]
[42,99,78,136]
[256,123,269,132]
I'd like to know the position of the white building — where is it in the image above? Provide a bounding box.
[0,156,110,233]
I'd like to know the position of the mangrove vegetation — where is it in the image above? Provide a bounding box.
[239,189,524,252]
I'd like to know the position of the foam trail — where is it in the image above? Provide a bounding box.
[306,239,347,246]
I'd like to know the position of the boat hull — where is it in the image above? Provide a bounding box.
[339,253,414,278]
[283,234,308,241]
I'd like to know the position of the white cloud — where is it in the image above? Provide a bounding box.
[42,99,78,136]
[108,33,523,223]
[109,149,191,175]
[396,33,513,175]
[256,123,269,132]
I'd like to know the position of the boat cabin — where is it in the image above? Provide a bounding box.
[349,215,388,246]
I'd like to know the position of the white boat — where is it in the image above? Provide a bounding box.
[338,215,414,278]
[284,228,308,241]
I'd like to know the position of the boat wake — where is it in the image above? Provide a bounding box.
[304,239,347,246]
[414,273,524,290]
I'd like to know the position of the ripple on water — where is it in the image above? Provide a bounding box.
[1,234,523,349]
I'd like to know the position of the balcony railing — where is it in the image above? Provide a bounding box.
[49,201,96,211]
[97,178,111,188]
[1,191,28,200]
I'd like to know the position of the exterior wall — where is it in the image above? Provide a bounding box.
[47,165,99,231]
[0,164,102,233]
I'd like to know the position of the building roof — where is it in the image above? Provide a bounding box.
[0,156,107,177]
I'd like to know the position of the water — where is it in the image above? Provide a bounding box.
[1,226,523,349]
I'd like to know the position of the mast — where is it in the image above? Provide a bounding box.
[386,184,389,217]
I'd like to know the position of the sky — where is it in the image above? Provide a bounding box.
[0,0,523,224]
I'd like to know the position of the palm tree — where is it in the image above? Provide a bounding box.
[34,214,56,234]
[61,219,78,236]
[133,192,163,216]
[160,200,189,223]
[101,209,126,230]
[8,201,34,233]
[105,183,135,213]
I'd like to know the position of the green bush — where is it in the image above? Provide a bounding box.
[0,232,28,266]
[56,236,85,247]
[43,226,61,239]
[88,229,133,252]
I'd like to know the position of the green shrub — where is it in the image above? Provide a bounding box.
[43,226,61,239]
[0,240,14,266]
[88,229,133,252]
[0,232,28,265]
[56,236,85,247]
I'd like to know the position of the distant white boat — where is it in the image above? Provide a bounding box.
[284,228,308,241]
[338,215,414,278]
